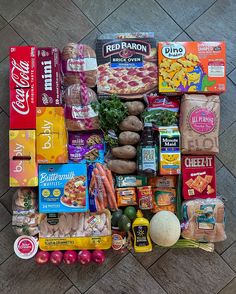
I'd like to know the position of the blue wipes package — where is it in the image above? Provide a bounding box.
[39,163,88,213]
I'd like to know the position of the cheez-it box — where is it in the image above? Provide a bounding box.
[158,41,226,93]
[182,155,216,200]
[9,130,38,187]
[9,46,37,129]
[37,48,62,106]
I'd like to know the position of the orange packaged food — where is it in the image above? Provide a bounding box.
[148,176,176,188]
[137,186,153,210]
[158,41,226,93]
[152,188,176,213]
[116,188,137,206]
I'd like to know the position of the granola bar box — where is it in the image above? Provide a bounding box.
[158,41,226,93]
[182,155,216,200]
[96,32,157,99]
[38,163,88,213]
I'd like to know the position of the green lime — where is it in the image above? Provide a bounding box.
[118,215,131,232]
[124,206,137,222]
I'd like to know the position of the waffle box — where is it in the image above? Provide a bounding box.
[36,107,68,164]
[9,130,38,187]
[158,41,226,93]
[39,163,88,213]
[96,32,157,99]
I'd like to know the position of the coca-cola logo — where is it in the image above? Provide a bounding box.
[11,58,30,115]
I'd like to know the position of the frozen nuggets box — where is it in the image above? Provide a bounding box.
[182,155,216,200]
[158,41,226,93]
[96,32,157,98]
[39,163,88,213]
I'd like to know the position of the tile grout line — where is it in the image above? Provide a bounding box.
[218,240,236,257]
[0,251,14,266]
[216,275,236,294]
[0,187,11,200]
[70,0,99,27]
[57,266,82,293]
[0,220,11,234]
[63,285,78,294]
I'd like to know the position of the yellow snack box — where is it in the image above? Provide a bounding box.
[36,107,68,163]
[9,130,38,187]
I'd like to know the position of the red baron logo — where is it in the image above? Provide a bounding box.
[189,108,215,134]
[11,58,30,115]
[18,239,34,254]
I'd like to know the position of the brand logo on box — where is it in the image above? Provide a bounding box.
[162,44,185,59]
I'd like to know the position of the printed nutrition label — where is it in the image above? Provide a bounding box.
[208,61,225,77]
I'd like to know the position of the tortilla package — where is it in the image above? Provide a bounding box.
[180,94,220,154]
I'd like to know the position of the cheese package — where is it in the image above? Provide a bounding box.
[158,41,226,93]
[152,188,176,213]
[96,32,157,99]
[116,188,137,206]
[38,163,88,213]
[159,127,181,175]
[9,130,38,187]
[36,107,68,164]
[148,176,176,188]
[182,155,216,200]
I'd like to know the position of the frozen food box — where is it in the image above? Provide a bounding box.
[158,41,226,93]
[159,127,181,175]
[37,47,62,106]
[38,210,112,250]
[9,46,37,129]
[182,155,216,200]
[39,163,88,213]
[9,130,38,187]
[96,32,157,98]
[36,107,68,164]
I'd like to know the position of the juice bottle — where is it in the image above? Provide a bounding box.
[137,122,158,176]
[132,210,152,252]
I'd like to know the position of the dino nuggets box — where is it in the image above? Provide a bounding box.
[158,41,226,93]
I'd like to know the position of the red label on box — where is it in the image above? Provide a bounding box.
[37,48,62,106]
[9,46,37,129]
[182,155,216,200]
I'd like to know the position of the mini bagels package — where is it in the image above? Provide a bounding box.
[180,94,220,154]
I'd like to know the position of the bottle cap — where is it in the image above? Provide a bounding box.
[136,210,143,218]
[14,235,38,259]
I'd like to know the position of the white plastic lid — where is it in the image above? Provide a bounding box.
[14,236,38,259]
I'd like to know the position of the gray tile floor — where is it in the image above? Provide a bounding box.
[0,0,236,293]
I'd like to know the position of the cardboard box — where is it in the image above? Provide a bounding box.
[158,41,226,93]
[37,48,62,106]
[36,107,68,164]
[9,130,38,187]
[9,46,37,129]
[96,32,157,98]
[39,163,88,213]
[159,127,181,175]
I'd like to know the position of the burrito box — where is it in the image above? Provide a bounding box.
[182,155,216,200]
[159,127,181,175]
[36,107,68,164]
[9,130,38,187]
[96,32,157,99]
[9,46,37,129]
[158,41,226,93]
[37,48,62,106]
[39,163,88,213]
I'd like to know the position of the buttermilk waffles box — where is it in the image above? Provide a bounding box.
[158,41,226,93]
[36,107,68,164]
[9,130,38,187]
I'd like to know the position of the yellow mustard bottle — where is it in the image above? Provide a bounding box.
[132,210,152,253]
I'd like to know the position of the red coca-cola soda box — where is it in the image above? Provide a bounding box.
[37,48,62,106]
[9,46,37,129]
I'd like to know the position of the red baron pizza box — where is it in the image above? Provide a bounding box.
[9,46,37,129]
[96,32,157,99]
[182,155,216,200]
[37,48,62,106]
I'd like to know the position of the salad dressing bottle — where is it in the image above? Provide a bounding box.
[132,210,152,253]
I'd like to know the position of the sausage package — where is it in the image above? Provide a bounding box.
[182,155,216,200]
[180,94,220,154]
[181,198,226,243]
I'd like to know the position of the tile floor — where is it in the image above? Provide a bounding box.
[0,0,236,293]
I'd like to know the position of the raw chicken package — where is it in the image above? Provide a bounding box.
[181,198,226,243]
[38,210,112,250]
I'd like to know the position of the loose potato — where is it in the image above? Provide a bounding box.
[119,116,143,132]
[125,101,145,115]
[119,131,140,145]
[107,160,137,174]
[111,145,137,159]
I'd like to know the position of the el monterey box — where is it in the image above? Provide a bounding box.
[39,163,88,213]
[9,130,38,187]
[37,48,62,106]
[36,107,68,164]
[9,46,37,129]
[158,41,226,93]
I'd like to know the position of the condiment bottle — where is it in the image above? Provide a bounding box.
[132,210,152,252]
[137,122,158,176]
